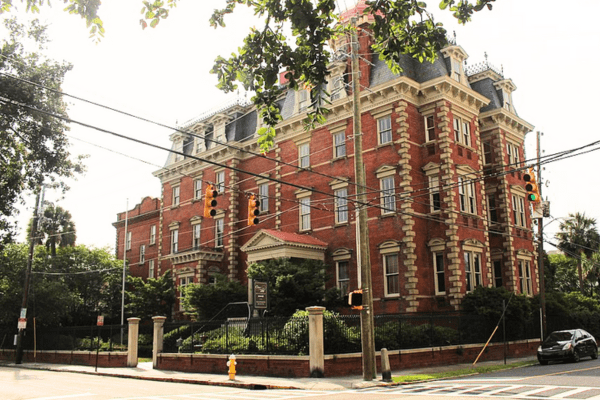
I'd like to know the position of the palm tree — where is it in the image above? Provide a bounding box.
[27,203,76,257]
[555,212,600,292]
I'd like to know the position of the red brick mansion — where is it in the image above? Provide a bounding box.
[113,8,536,317]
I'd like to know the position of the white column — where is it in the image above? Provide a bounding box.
[127,318,140,367]
[307,306,325,377]
[152,316,167,369]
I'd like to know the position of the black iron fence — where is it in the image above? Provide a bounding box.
[0,312,588,356]
[162,316,307,355]
[0,324,128,352]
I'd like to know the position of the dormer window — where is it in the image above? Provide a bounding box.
[441,45,468,85]
[330,76,345,101]
[501,88,512,111]
[298,89,309,113]
[173,139,183,162]
[451,59,462,82]
[493,79,517,114]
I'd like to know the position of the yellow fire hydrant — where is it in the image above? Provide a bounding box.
[227,354,237,380]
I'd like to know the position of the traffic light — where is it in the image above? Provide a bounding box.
[523,168,541,203]
[248,195,260,226]
[204,184,218,218]
[348,289,363,310]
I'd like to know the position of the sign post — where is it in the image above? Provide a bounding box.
[253,281,268,314]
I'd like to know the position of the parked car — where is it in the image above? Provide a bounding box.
[537,329,598,365]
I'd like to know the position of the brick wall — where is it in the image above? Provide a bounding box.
[0,349,128,368]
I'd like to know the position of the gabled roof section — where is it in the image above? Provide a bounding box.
[241,229,328,264]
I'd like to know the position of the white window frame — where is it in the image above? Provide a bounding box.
[334,188,348,224]
[150,225,156,245]
[434,252,446,295]
[337,260,350,295]
[458,176,477,214]
[173,139,183,162]
[172,185,180,207]
[334,131,346,158]
[193,223,201,249]
[383,253,400,297]
[507,142,520,167]
[381,176,396,214]
[378,115,392,145]
[171,229,179,254]
[511,194,526,227]
[464,251,482,293]
[451,58,462,82]
[453,117,471,147]
[429,175,441,212]
[215,217,224,248]
[492,259,502,288]
[330,76,344,101]
[299,142,310,168]
[299,197,311,231]
[126,231,132,251]
[139,245,145,264]
[194,179,203,200]
[482,140,492,165]
[298,89,309,112]
[258,183,269,213]
[519,260,532,295]
[148,259,155,279]
[215,170,225,193]
[178,275,194,311]
[424,115,435,142]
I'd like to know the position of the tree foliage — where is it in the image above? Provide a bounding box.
[555,212,600,293]
[247,257,340,316]
[556,212,600,259]
[2,1,497,152]
[545,253,579,293]
[0,243,122,328]
[127,271,177,321]
[181,273,247,320]
[0,18,86,245]
[27,202,76,257]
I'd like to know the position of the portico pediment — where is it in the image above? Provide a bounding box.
[241,229,328,264]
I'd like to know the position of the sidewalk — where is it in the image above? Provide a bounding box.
[0,356,538,391]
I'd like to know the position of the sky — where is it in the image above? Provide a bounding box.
[7,0,600,252]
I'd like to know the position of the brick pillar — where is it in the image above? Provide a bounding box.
[307,306,325,378]
[152,316,166,369]
[127,317,140,367]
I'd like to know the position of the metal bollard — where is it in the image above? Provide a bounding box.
[227,354,237,380]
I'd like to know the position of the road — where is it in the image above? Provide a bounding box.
[2,359,600,400]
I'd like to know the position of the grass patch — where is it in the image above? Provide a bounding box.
[393,360,537,383]
[138,357,152,363]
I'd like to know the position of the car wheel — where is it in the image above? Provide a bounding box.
[572,351,580,363]
[591,347,598,360]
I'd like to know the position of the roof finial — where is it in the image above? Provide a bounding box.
[484,51,488,62]
[453,30,457,42]
[501,64,504,76]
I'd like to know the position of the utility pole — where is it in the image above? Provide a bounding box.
[121,198,129,345]
[350,17,376,381]
[15,187,43,364]
[536,131,546,339]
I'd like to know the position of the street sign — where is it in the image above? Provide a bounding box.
[20,308,27,319]
[253,281,268,310]
[97,315,104,326]
[17,318,26,330]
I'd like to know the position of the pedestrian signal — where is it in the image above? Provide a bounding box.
[348,289,363,310]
